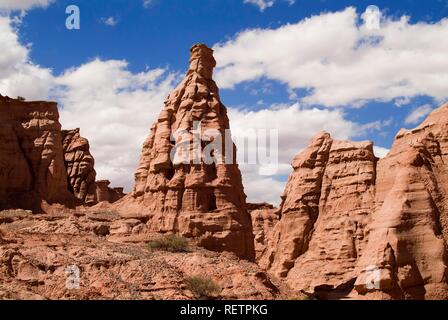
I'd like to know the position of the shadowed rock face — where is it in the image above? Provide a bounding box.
[258,104,448,300]
[96,180,125,203]
[0,95,74,211]
[62,129,97,205]
[116,44,254,260]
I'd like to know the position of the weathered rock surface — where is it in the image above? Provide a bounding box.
[260,104,448,300]
[354,104,448,300]
[0,95,74,211]
[116,44,254,260]
[249,205,279,262]
[62,129,97,205]
[260,132,333,277]
[96,180,125,204]
[286,139,376,299]
[0,209,289,300]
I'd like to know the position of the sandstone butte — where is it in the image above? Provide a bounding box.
[0,95,124,212]
[115,44,255,260]
[0,95,74,212]
[257,103,448,300]
[61,130,125,205]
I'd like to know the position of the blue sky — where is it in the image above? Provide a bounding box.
[18,0,447,145]
[1,0,448,204]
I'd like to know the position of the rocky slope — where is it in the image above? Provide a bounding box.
[116,44,254,260]
[0,209,289,300]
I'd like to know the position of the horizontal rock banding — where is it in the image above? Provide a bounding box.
[116,44,255,260]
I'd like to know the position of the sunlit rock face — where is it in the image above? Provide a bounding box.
[260,105,448,299]
[116,44,254,260]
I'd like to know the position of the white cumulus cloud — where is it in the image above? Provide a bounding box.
[0,0,53,11]
[373,146,389,158]
[405,104,433,125]
[214,7,448,107]
[228,104,373,205]
[0,16,54,99]
[55,60,177,190]
[244,0,275,12]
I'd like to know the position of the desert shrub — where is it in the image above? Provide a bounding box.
[184,276,221,298]
[147,234,189,252]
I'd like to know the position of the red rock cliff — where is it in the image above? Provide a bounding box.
[0,95,74,211]
[62,128,97,205]
[260,105,448,299]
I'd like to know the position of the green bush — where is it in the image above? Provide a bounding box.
[184,276,221,298]
[147,234,189,252]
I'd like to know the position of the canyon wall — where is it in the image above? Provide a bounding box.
[259,104,448,299]
[0,95,73,211]
[0,95,123,211]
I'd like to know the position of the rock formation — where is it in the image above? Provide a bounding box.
[62,129,97,205]
[249,204,279,262]
[116,44,254,260]
[259,104,448,300]
[286,139,376,299]
[96,180,125,203]
[354,104,448,300]
[0,95,73,211]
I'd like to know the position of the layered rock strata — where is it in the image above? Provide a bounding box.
[117,44,254,260]
[0,95,73,211]
[354,104,448,299]
[62,129,97,205]
[260,105,448,299]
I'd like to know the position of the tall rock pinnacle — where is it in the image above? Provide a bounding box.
[117,44,255,260]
